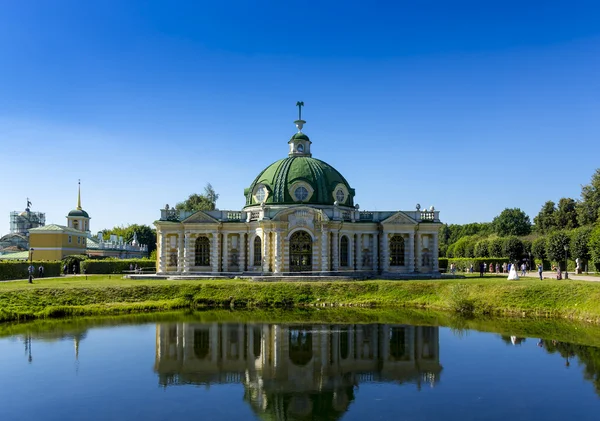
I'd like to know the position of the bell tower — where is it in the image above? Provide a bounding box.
[288,101,312,157]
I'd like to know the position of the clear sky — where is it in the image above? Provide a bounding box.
[1,0,599,235]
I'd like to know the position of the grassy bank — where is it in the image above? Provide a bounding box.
[2,275,600,323]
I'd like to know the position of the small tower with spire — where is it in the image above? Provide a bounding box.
[288,101,312,157]
[66,180,91,234]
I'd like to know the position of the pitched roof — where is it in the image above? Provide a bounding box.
[0,251,30,260]
[29,224,83,235]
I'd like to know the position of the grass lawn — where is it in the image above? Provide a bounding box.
[2,274,600,323]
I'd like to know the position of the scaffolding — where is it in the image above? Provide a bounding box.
[10,210,46,235]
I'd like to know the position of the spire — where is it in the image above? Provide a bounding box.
[77,179,82,210]
[294,101,306,132]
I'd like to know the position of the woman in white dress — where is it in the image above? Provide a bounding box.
[508,262,520,280]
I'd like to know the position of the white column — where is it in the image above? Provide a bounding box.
[223,233,229,272]
[320,228,329,272]
[158,232,167,273]
[262,230,270,273]
[183,232,191,273]
[332,231,339,271]
[177,232,184,273]
[409,232,415,272]
[211,231,219,273]
[432,232,439,272]
[348,233,354,270]
[382,233,390,272]
[373,233,379,272]
[239,233,246,272]
[273,230,282,274]
[356,234,363,271]
[416,233,422,272]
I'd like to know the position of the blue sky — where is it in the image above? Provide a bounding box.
[1,1,599,234]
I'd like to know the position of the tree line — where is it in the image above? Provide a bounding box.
[441,169,600,270]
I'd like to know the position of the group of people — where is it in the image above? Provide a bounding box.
[27,264,44,279]
[129,263,142,274]
[449,261,548,281]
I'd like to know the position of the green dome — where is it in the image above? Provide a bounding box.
[244,156,355,207]
[290,132,310,141]
[68,209,89,218]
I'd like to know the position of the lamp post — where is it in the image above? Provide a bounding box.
[528,252,532,274]
[563,245,569,280]
[28,247,34,283]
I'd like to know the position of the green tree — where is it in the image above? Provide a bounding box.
[453,236,475,258]
[102,224,157,254]
[588,225,600,267]
[571,226,592,263]
[489,238,504,257]
[532,237,547,261]
[502,236,524,262]
[554,198,579,230]
[533,201,556,233]
[577,169,600,226]
[474,239,489,257]
[176,183,220,212]
[545,230,570,267]
[493,208,532,236]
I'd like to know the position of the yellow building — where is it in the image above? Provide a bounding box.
[28,224,87,260]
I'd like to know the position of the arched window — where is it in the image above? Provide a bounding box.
[253,236,262,266]
[390,235,405,266]
[340,236,349,267]
[195,236,210,266]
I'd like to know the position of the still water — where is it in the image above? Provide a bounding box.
[0,314,599,421]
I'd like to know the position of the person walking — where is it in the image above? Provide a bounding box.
[63,264,68,275]
[521,263,526,277]
[479,262,484,277]
[537,263,543,280]
[38,265,44,278]
[28,264,35,282]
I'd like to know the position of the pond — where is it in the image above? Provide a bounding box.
[0,311,599,420]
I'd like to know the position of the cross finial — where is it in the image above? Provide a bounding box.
[296,101,304,120]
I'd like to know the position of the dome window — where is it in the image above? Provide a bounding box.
[255,186,266,203]
[297,144,304,153]
[336,189,345,203]
[294,186,309,202]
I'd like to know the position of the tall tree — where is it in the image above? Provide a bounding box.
[577,169,600,226]
[545,230,570,267]
[102,224,156,254]
[493,208,532,237]
[534,201,556,233]
[554,198,578,230]
[176,183,219,212]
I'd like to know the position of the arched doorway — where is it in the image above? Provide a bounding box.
[289,230,312,272]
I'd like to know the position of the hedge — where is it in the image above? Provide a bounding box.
[80,259,156,274]
[0,261,62,281]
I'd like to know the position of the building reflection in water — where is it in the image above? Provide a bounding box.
[155,323,442,419]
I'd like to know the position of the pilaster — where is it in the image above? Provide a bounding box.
[348,233,354,270]
[356,234,363,271]
[211,231,219,274]
[432,232,439,272]
[177,232,184,273]
[183,232,191,273]
[222,233,229,272]
[273,230,282,274]
[373,233,379,272]
[239,233,246,272]
[332,231,339,271]
[320,227,329,272]
[416,233,422,272]
[262,230,270,273]
[158,232,167,273]
[382,233,390,272]
[409,232,415,272]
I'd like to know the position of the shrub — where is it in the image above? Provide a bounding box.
[532,237,547,260]
[502,236,524,262]
[474,240,489,257]
[545,230,570,269]
[0,261,62,281]
[489,238,504,257]
[80,258,156,274]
